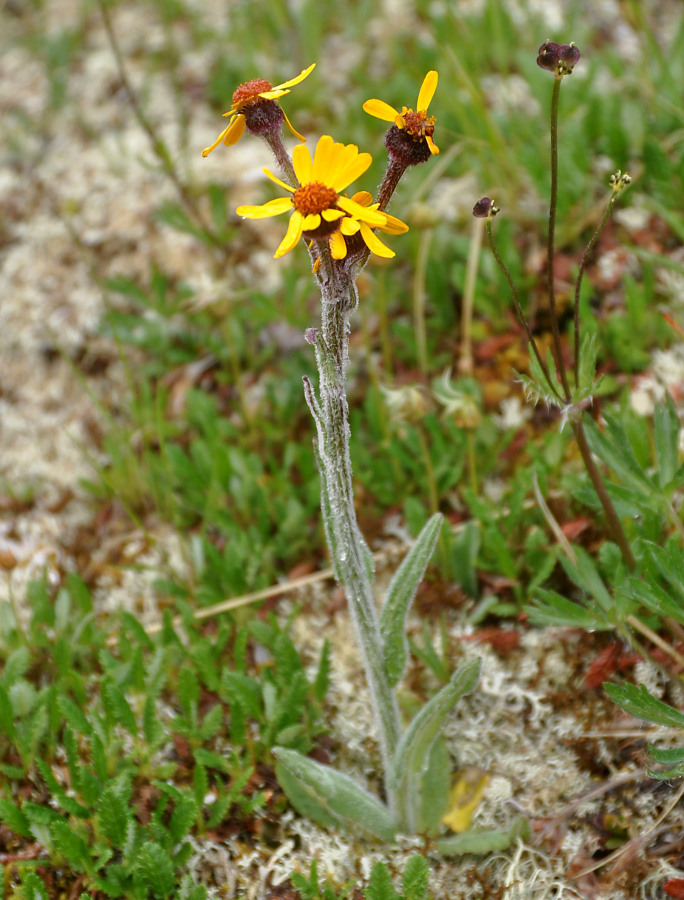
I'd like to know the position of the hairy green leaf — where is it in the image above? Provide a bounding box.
[401,854,430,900]
[135,841,176,899]
[437,816,531,855]
[273,747,397,842]
[97,786,130,847]
[380,513,443,686]
[364,861,400,900]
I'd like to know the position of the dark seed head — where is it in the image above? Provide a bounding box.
[384,124,433,168]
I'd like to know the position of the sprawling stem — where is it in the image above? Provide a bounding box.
[305,247,402,814]
[547,77,571,398]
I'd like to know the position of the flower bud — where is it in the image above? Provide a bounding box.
[537,40,580,76]
[472,197,499,219]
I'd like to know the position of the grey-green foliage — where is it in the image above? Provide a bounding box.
[275,511,522,852]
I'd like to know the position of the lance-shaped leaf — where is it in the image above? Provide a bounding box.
[380,513,443,686]
[654,393,680,489]
[389,658,481,794]
[603,682,684,729]
[273,747,397,842]
[437,816,531,856]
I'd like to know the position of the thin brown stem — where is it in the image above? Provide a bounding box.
[572,418,636,570]
[547,77,571,397]
[573,195,617,380]
[486,221,563,402]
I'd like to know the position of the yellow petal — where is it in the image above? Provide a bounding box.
[426,133,440,155]
[263,168,296,192]
[236,197,294,218]
[332,152,372,192]
[441,769,489,834]
[321,208,344,222]
[223,114,246,146]
[350,191,373,207]
[340,217,360,236]
[283,109,306,142]
[274,211,304,258]
[359,222,394,258]
[338,196,387,226]
[292,143,314,183]
[330,230,348,259]
[417,70,438,112]
[201,124,231,157]
[312,135,336,182]
[272,62,316,92]
[302,213,321,230]
[363,98,400,121]
[379,212,409,235]
[258,88,290,100]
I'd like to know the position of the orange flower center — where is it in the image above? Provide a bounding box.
[232,78,273,108]
[293,182,338,215]
[399,108,436,141]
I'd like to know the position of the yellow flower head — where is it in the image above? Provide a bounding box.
[236,135,407,260]
[363,71,439,162]
[202,63,315,158]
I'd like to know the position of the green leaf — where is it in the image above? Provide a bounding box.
[402,854,430,900]
[221,671,262,719]
[654,393,680,488]
[437,816,531,855]
[647,744,684,766]
[20,872,50,900]
[97,786,130,847]
[526,589,611,630]
[390,659,481,795]
[135,842,176,899]
[51,819,93,872]
[364,861,400,900]
[169,793,198,844]
[380,513,443,686]
[178,668,199,723]
[582,414,652,496]
[0,799,32,838]
[273,747,397,842]
[576,332,600,396]
[0,684,17,741]
[101,677,138,735]
[314,639,331,703]
[558,546,614,614]
[604,682,684,728]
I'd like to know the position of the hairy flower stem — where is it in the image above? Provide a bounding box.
[263,131,299,188]
[547,78,571,398]
[304,248,402,813]
[376,159,408,212]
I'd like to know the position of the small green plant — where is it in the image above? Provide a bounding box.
[291,855,432,900]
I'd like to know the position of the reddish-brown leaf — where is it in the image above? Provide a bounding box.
[664,878,684,899]
[585,642,621,689]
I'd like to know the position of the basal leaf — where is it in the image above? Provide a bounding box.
[437,816,531,856]
[273,747,397,842]
[379,513,443,686]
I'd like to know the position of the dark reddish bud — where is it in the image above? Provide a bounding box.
[537,40,580,76]
[242,99,285,136]
[384,124,433,168]
[472,197,498,218]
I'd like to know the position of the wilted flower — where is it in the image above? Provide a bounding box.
[236,135,406,260]
[364,71,439,166]
[202,64,315,157]
[472,197,499,219]
[380,383,431,424]
[536,41,580,77]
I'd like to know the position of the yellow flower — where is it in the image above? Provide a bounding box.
[236,135,407,260]
[363,70,439,156]
[202,63,315,158]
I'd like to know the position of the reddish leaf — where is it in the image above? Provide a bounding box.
[461,628,520,652]
[585,643,621,689]
[560,517,593,542]
[664,878,684,899]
